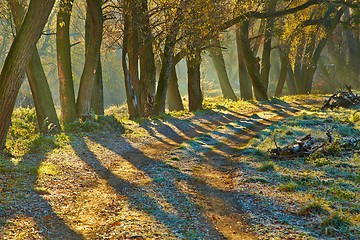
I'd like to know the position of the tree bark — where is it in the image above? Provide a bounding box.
[122,0,139,119]
[187,40,203,112]
[10,0,60,133]
[0,0,55,150]
[260,0,277,91]
[138,0,156,117]
[153,11,181,115]
[84,10,104,115]
[76,0,103,116]
[56,0,77,123]
[238,21,268,101]
[236,25,253,100]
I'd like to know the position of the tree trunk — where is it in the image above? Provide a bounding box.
[10,0,60,133]
[209,37,237,100]
[238,21,268,101]
[0,0,55,150]
[56,0,77,123]
[138,0,156,117]
[167,65,184,111]
[84,11,104,115]
[187,40,203,112]
[275,48,290,97]
[91,58,104,115]
[293,39,305,93]
[153,12,181,115]
[236,25,253,100]
[122,0,139,119]
[76,0,103,116]
[260,0,277,90]
[305,7,344,93]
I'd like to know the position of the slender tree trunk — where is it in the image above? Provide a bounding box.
[0,0,55,150]
[293,39,305,93]
[260,0,277,90]
[209,37,237,100]
[286,59,297,95]
[91,58,104,115]
[84,11,104,115]
[76,0,103,116]
[10,0,60,133]
[236,25,252,100]
[56,0,77,123]
[187,40,203,112]
[167,65,184,111]
[238,21,268,101]
[275,48,290,97]
[305,7,344,93]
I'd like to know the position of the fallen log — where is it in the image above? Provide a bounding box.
[268,130,359,159]
[322,85,360,110]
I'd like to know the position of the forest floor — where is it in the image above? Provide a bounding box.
[0,95,359,239]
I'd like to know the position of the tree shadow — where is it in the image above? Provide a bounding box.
[70,135,232,239]
[0,140,83,239]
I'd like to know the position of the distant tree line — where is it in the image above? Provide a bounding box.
[0,0,359,150]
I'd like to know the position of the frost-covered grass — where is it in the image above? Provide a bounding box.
[241,106,360,239]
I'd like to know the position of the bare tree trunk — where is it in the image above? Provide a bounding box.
[153,12,181,115]
[260,0,277,91]
[236,25,253,100]
[56,0,77,123]
[275,48,289,97]
[84,11,104,115]
[209,37,237,100]
[76,0,103,116]
[0,0,55,150]
[10,0,60,133]
[138,0,156,117]
[238,21,268,101]
[187,40,203,112]
[122,0,139,119]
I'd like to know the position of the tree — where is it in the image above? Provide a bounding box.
[56,0,77,123]
[76,0,103,117]
[0,0,55,150]
[9,0,60,133]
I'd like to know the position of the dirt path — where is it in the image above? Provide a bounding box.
[0,99,322,239]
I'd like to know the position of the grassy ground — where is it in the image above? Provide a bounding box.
[1,94,359,239]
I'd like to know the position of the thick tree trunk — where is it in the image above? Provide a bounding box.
[122,0,139,119]
[209,37,237,100]
[239,21,268,101]
[56,0,77,123]
[236,25,253,100]
[0,0,55,150]
[10,0,60,133]
[187,40,203,112]
[138,0,156,117]
[167,65,184,111]
[76,0,103,116]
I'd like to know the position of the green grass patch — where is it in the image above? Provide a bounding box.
[277,181,298,192]
[258,161,276,172]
